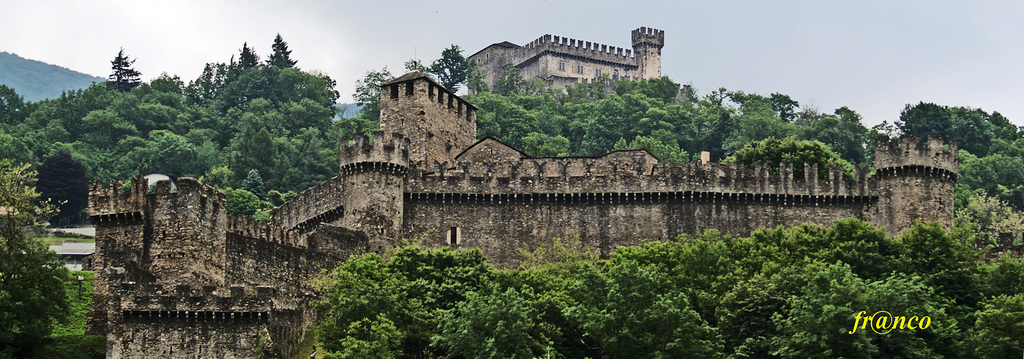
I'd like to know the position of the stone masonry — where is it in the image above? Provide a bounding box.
[87,71,957,357]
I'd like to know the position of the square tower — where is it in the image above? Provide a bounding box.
[379,72,477,166]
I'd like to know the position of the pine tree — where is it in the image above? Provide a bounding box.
[241,169,266,200]
[239,42,260,70]
[268,34,297,68]
[108,48,141,92]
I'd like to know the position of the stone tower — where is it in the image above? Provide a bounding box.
[338,131,410,246]
[631,27,664,80]
[379,71,477,166]
[872,135,959,236]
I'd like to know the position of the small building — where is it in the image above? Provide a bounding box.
[49,242,95,271]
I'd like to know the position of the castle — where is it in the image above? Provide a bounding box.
[469,27,664,90]
[86,71,958,358]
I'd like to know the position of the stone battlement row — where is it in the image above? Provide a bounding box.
[270,176,344,231]
[407,159,880,197]
[631,26,665,46]
[875,135,958,173]
[339,131,411,168]
[516,34,638,66]
[112,282,281,313]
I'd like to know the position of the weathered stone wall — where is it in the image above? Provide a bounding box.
[872,135,958,235]
[404,195,874,267]
[269,176,345,246]
[379,75,476,166]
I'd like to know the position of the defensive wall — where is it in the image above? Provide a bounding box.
[87,70,959,357]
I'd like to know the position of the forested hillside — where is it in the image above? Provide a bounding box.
[0,52,104,102]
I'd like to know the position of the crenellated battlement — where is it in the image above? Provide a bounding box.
[339,131,411,170]
[407,155,876,200]
[631,26,665,48]
[874,135,958,179]
[509,33,639,67]
[114,282,281,312]
[88,177,147,218]
[270,176,345,236]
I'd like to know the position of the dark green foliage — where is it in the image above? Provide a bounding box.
[238,43,259,70]
[107,49,141,93]
[897,102,994,157]
[268,34,297,69]
[0,52,104,102]
[428,45,469,93]
[36,152,89,226]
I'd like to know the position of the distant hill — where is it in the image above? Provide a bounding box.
[0,51,105,102]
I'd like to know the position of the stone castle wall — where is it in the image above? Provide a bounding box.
[89,71,958,357]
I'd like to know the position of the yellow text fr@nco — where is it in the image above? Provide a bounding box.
[848,311,931,335]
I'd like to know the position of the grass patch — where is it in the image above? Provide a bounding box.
[38,237,95,245]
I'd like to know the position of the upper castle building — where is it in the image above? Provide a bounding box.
[469,27,665,90]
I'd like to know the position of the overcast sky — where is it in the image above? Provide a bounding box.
[2,0,1022,127]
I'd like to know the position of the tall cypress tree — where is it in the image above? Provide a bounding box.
[36,152,89,226]
[108,48,141,92]
[268,34,297,68]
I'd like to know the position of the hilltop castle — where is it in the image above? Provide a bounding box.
[86,72,957,358]
[469,27,664,90]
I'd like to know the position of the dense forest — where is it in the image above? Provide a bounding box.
[1,37,1023,357]
[315,220,1024,358]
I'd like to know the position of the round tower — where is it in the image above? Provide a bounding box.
[873,134,958,236]
[631,27,664,80]
[338,131,410,249]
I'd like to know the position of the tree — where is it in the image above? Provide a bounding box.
[267,34,297,68]
[223,188,263,217]
[493,63,526,96]
[238,42,259,70]
[108,48,141,92]
[35,152,89,226]
[241,169,266,200]
[974,294,1024,359]
[724,137,854,180]
[353,68,394,123]
[434,288,537,358]
[429,45,469,93]
[0,160,67,358]
[0,85,25,126]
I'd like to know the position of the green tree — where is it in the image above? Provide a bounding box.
[35,152,89,226]
[241,169,266,200]
[434,288,537,358]
[108,48,141,93]
[973,294,1024,359]
[0,85,25,126]
[267,34,297,68]
[724,137,854,180]
[493,64,526,96]
[897,102,994,157]
[238,42,259,70]
[0,160,67,358]
[429,45,469,93]
[520,132,569,157]
[353,68,394,123]
[224,188,263,217]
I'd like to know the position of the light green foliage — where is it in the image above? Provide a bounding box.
[724,136,854,180]
[493,64,526,96]
[434,288,537,359]
[564,260,724,358]
[974,294,1024,358]
[520,132,569,157]
[955,192,1024,246]
[223,188,266,217]
[0,160,67,358]
[353,67,394,123]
